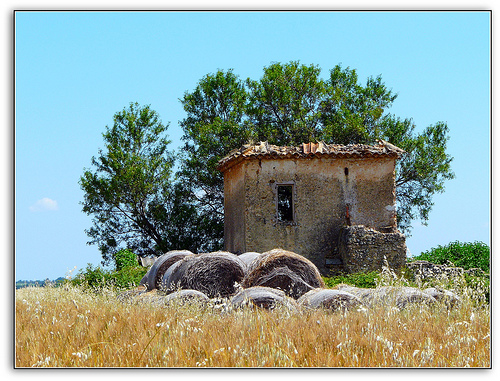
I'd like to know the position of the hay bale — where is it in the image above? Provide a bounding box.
[161,258,189,292]
[117,286,148,303]
[121,289,168,306]
[246,266,316,299]
[163,289,210,306]
[335,284,437,309]
[242,249,325,299]
[140,250,193,290]
[334,284,373,300]
[423,287,460,308]
[238,252,262,268]
[230,286,299,311]
[298,288,364,312]
[161,251,246,298]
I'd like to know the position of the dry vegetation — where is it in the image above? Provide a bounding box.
[16,279,490,368]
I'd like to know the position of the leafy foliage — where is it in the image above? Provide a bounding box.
[113,248,138,271]
[80,102,216,264]
[178,70,251,251]
[323,271,380,289]
[70,263,114,290]
[179,61,454,237]
[411,241,490,273]
[246,61,326,145]
[70,261,148,291]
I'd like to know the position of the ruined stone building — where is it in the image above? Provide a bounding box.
[217,140,408,276]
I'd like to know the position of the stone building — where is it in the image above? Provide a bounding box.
[217,140,407,276]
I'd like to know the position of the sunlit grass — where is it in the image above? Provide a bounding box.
[16,280,490,368]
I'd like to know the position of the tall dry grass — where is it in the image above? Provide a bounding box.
[15,279,490,368]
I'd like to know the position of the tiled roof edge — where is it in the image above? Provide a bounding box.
[217,140,405,172]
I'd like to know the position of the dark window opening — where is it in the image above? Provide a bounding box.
[277,185,294,222]
[344,167,349,176]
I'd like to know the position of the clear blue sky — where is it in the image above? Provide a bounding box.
[14,10,491,281]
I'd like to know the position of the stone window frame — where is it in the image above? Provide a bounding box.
[272,181,297,225]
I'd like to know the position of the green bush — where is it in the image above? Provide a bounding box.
[113,248,138,271]
[70,263,113,290]
[70,262,148,291]
[323,271,380,289]
[411,241,490,273]
[112,266,148,289]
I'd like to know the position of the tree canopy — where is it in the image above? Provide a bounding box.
[80,102,219,264]
[180,61,454,236]
[82,62,454,263]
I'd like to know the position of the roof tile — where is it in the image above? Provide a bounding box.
[218,140,405,172]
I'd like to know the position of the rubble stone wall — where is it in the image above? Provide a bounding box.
[339,225,407,273]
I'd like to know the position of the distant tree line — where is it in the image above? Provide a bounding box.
[16,277,66,289]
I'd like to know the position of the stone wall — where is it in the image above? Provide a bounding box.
[339,225,406,273]
[406,260,464,280]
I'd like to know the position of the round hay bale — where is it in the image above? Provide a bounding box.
[246,266,316,299]
[298,288,364,312]
[140,250,193,290]
[131,289,169,306]
[161,252,246,298]
[163,289,210,306]
[336,284,436,309]
[231,286,299,311]
[161,258,190,292]
[335,284,374,301]
[423,287,460,308]
[242,249,325,299]
[238,252,262,268]
[139,273,149,287]
[117,286,148,303]
[378,286,437,309]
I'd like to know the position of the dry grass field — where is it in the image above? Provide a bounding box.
[15,279,490,368]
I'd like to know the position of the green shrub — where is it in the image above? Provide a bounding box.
[112,266,148,289]
[113,248,138,271]
[411,241,490,273]
[323,271,380,289]
[70,262,148,291]
[70,263,113,290]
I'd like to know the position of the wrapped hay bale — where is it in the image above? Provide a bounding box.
[140,250,193,290]
[230,286,299,311]
[161,259,188,292]
[298,288,364,312]
[161,251,246,298]
[242,249,325,299]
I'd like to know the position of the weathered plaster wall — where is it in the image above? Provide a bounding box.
[223,155,398,275]
[223,163,246,254]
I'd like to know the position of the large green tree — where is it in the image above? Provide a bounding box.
[180,61,454,237]
[80,102,214,264]
[178,70,252,248]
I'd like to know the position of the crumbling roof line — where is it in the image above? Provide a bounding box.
[218,140,405,172]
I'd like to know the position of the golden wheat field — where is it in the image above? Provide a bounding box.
[15,282,490,368]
